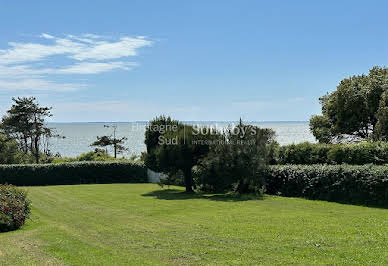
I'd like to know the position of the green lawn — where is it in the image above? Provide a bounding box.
[1,184,388,265]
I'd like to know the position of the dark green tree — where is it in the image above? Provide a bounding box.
[91,125,127,158]
[0,134,26,164]
[196,120,275,193]
[144,116,214,192]
[1,97,54,163]
[310,66,388,143]
[375,90,388,140]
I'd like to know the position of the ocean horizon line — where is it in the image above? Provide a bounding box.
[47,120,309,124]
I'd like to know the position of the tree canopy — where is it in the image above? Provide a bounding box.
[144,116,214,192]
[310,66,388,143]
[196,120,276,193]
[1,97,54,163]
[91,125,127,158]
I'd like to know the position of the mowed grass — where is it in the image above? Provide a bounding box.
[1,184,388,265]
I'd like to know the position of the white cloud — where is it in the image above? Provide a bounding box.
[0,33,152,92]
[82,33,104,39]
[40,33,55,39]
[0,61,135,77]
[70,37,151,60]
[0,34,151,65]
[54,61,136,74]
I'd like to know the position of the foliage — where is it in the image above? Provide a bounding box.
[0,184,31,232]
[0,161,147,186]
[309,115,333,144]
[144,116,213,192]
[77,149,114,161]
[310,66,388,143]
[1,97,57,163]
[158,171,185,187]
[276,141,388,165]
[264,164,388,206]
[144,116,181,171]
[0,134,29,164]
[52,149,141,163]
[91,125,128,158]
[195,121,276,193]
[277,142,331,164]
[375,90,388,140]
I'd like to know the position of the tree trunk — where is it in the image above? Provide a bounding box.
[236,180,249,194]
[23,135,28,154]
[183,168,194,193]
[34,137,40,164]
[114,144,117,158]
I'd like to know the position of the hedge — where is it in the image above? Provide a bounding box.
[276,141,388,165]
[264,164,388,206]
[0,162,148,186]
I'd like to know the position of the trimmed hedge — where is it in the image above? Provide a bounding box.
[277,142,331,164]
[276,141,388,165]
[0,162,148,186]
[264,164,388,206]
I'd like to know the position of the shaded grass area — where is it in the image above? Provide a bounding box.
[1,184,388,265]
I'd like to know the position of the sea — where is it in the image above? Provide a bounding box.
[48,121,316,158]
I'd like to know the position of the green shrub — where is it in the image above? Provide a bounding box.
[195,124,275,193]
[277,142,331,164]
[0,134,30,164]
[327,142,388,165]
[264,164,388,206]
[0,184,31,232]
[276,141,388,165]
[53,149,139,164]
[0,161,147,186]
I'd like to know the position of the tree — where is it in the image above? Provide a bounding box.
[91,125,127,158]
[309,115,333,144]
[310,66,388,143]
[196,120,276,193]
[1,97,54,163]
[144,116,214,192]
[0,134,26,164]
[375,90,388,140]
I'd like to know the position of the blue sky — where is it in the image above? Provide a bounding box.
[0,0,387,122]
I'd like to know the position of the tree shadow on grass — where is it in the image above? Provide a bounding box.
[141,188,263,202]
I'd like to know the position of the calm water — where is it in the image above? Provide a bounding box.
[48,121,316,158]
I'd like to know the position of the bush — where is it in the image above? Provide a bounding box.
[195,123,275,193]
[53,149,140,164]
[277,142,331,164]
[0,184,31,232]
[276,141,388,165]
[0,161,147,186]
[327,142,388,165]
[264,164,388,206]
[0,134,29,164]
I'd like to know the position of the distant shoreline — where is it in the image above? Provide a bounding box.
[47,121,309,124]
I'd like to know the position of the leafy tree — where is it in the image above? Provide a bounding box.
[144,116,214,192]
[1,97,55,163]
[0,134,27,164]
[375,90,388,140]
[91,125,127,158]
[196,120,276,193]
[310,66,388,143]
[144,116,181,170]
[309,115,333,144]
